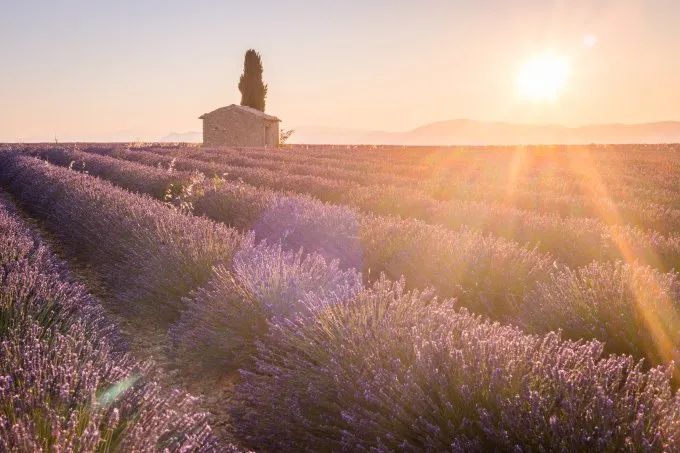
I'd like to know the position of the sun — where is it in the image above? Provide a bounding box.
[516,54,570,102]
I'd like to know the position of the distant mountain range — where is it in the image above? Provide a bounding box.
[161,131,202,142]
[161,120,680,145]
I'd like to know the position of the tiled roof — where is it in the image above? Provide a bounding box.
[199,104,280,121]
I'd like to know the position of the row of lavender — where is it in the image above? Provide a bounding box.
[146,143,680,218]
[1,153,680,450]
[69,144,680,271]
[0,152,362,394]
[262,144,680,195]
[14,148,680,379]
[26,145,549,318]
[173,145,680,233]
[137,143,680,195]
[0,191,221,450]
[215,144,679,187]
[80,143,680,219]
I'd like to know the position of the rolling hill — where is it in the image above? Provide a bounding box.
[161,120,680,146]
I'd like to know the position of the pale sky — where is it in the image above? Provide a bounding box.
[2,0,680,141]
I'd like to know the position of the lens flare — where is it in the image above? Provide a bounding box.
[97,375,140,407]
[565,149,680,375]
[583,34,598,48]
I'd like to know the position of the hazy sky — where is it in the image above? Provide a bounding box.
[2,0,680,141]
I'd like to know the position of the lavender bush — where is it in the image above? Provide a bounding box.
[192,178,276,231]
[250,196,363,270]
[523,261,680,365]
[192,168,546,317]
[170,239,361,375]
[174,144,411,187]
[194,183,364,270]
[343,184,680,270]
[0,153,243,326]
[234,277,680,451]
[81,142,680,209]
[24,145,194,199]
[232,239,362,319]
[196,144,425,178]
[186,163,553,318]
[0,192,219,451]
[86,145,352,202]
[1,323,218,451]
[196,175,552,318]
[359,215,551,318]
[162,143,680,214]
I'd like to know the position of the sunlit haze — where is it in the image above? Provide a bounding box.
[1,1,680,449]
[517,54,570,102]
[2,0,680,141]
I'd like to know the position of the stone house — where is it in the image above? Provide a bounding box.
[199,104,280,147]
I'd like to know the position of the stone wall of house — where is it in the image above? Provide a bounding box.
[264,120,280,147]
[202,108,266,147]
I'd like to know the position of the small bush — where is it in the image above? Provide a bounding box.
[523,261,680,365]
[251,196,363,270]
[359,215,552,318]
[170,239,362,375]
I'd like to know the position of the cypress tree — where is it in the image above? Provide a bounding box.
[238,49,268,112]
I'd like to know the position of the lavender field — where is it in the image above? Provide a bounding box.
[1,143,679,451]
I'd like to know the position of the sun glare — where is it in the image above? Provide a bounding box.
[516,54,570,102]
